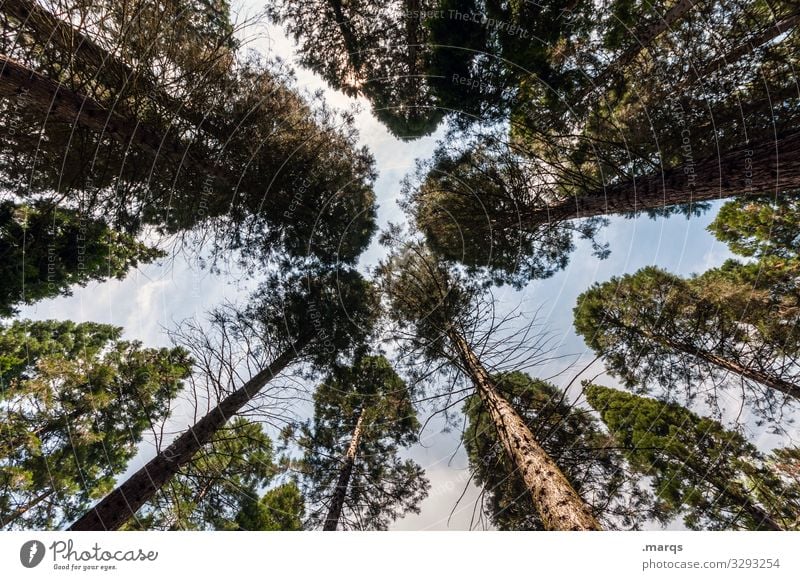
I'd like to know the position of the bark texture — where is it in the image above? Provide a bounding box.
[450,332,601,531]
[322,408,365,531]
[67,337,309,531]
[525,131,800,226]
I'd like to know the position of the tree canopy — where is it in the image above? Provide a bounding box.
[396,0,800,286]
[124,418,277,531]
[0,200,163,317]
[586,384,800,530]
[464,371,648,530]
[2,0,800,536]
[298,355,429,530]
[0,319,191,530]
[574,264,800,419]
[2,0,378,269]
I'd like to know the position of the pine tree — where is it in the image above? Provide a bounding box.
[585,384,799,530]
[0,319,191,530]
[266,0,443,138]
[406,129,800,287]
[708,193,800,278]
[232,481,305,531]
[573,265,800,418]
[123,418,276,530]
[399,0,800,286]
[1,0,377,267]
[378,236,600,530]
[0,200,163,317]
[298,355,429,531]
[464,371,648,529]
[68,266,379,530]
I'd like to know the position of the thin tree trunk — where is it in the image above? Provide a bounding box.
[449,332,601,530]
[726,490,783,531]
[1,488,54,528]
[67,336,310,531]
[0,54,230,188]
[326,0,363,73]
[684,10,800,85]
[585,0,701,96]
[663,336,800,402]
[166,478,215,531]
[322,408,365,531]
[523,131,800,226]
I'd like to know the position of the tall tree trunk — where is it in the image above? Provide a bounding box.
[684,10,800,85]
[322,408,365,531]
[523,131,800,227]
[1,488,54,528]
[67,336,310,531]
[723,489,783,531]
[663,336,800,402]
[584,0,701,96]
[326,0,363,74]
[0,54,230,187]
[449,331,601,530]
[1,0,228,137]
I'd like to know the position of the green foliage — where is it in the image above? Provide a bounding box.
[377,238,484,365]
[268,0,587,135]
[464,371,648,529]
[399,0,800,286]
[709,194,800,268]
[403,135,609,287]
[0,201,164,317]
[425,0,494,121]
[244,266,380,371]
[299,355,429,530]
[267,0,443,139]
[759,446,800,527]
[585,384,800,530]
[125,418,278,530]
[573,265,800,417]
[2,0,378,267]
[233,481,305,531]
[0,320,192,530]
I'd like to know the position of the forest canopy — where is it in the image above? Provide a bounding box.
[1,0,799,534]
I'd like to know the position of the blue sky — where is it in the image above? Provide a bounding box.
[17,5,800,530]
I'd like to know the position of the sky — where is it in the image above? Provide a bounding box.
[17,2,800,530]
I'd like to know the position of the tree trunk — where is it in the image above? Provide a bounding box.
[664,336,800,402]
[326,0,363,73]
[684,10,800,85]
[322,408,365,531]
[524,131,800,226]
[67,336,310,531]
[1,0,227,138]
[727,491,783,531]
[1,488,54,528]
[449,331,601,530]
[0,54,230,188]
[585,0,701,95]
